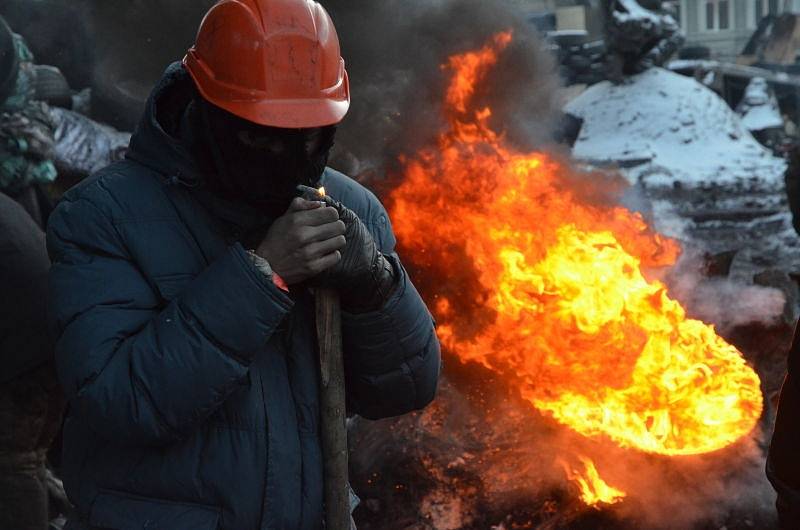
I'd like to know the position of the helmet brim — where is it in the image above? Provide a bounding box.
[184,54,350,129]
[210,95,349,129]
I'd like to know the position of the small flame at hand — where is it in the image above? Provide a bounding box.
[318,186,326,197]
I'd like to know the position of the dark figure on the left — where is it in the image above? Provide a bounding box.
[0,13,65,530]
[0,192,64,530]
[0,12,129,529]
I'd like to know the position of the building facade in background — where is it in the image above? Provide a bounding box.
[515,0,800,62]
[679,0,800,59]
[513,0,604,37]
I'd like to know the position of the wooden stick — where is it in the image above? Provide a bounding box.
[316,287,351,530]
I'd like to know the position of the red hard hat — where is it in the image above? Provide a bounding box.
[183,0,350,128]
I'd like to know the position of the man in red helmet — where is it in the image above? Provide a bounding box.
[46,1,441,528]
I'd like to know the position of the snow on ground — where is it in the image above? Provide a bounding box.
[736,77,784,132]
[565,67,786,192]
[566,67,800,289]
[740,103,784,132]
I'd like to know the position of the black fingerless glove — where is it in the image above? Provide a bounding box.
[298,185,398,313]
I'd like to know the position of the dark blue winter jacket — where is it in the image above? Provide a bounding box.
[46,63,440,530]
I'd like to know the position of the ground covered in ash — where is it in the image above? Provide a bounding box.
[350,377,777,530]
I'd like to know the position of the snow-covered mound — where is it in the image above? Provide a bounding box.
[736,77,783,132]
[565,68,785,190]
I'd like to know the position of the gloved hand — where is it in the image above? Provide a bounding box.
[298,185,398,313]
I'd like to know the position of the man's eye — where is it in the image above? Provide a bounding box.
[303,128,324,154]
[238,131,286,153]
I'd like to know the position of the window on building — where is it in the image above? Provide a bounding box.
[704,0,732,31]
[706,1,715,30]
[718,0,729,30]
[753,0,784,29]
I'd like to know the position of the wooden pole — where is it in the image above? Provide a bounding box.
[316,287,351,530]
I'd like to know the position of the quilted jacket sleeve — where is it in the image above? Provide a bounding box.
[342,197,441,420]
[47,190,293,446]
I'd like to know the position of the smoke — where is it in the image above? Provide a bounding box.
[0,0,213,128]
[635,197,789,333]
[633,205,789,334]
[666,250,787,333]
[1,0,559,152]
[322,0,560,181]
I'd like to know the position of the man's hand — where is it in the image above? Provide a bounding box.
[314,194,398,313]
[255,197,346,285]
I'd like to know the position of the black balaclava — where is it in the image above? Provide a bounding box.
[195,96,336,217]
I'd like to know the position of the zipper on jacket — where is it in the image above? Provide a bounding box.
[257,368,271,530]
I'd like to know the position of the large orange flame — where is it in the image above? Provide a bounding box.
[388,31,763,464]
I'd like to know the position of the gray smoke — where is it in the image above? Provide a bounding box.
[0,0,214,128]
[323,0,560,181]
[669,255,787,333]
[637,201,788,333]
[0,0,559,160]
[619,191,787,333]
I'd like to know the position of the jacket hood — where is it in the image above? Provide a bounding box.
[126,62,205,186]
[126,62,269,231]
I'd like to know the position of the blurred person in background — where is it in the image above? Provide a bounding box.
[0,12,129,530]
[0,190,63,530]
